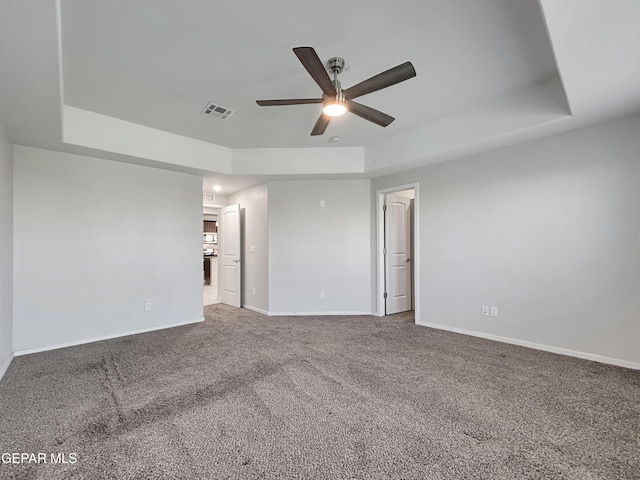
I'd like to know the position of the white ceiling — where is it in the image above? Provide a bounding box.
[59,0,556,149]
[1,0,640,195]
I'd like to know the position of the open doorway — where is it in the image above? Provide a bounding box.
[203,210,221,306]
[202,201,242,308]
[376,184,419,319]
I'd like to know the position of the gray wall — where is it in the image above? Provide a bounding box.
[372,113,640,366]
[228,183,269,313]
[13,146,204,352]
[0,121,13,377]
[268,180,371,314]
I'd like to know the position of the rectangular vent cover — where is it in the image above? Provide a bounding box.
[201,102,234,121]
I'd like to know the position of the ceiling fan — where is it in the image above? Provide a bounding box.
[256,47,417,136]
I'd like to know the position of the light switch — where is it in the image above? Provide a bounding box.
[250,245,256,253]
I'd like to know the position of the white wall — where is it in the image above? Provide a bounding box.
[268,180,371,315]
[228,183,269,313]
[372,113,640,367]
[0,121,13,379]
[13,146,203,352]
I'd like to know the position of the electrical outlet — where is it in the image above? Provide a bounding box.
[490,306,498,317]
[145,302,152,312]
[320,200,325,208]
[320,291,325,300]
[252,288,256,296]
[481,306,489,316]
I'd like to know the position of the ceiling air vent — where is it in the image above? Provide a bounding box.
[201,102,234,121]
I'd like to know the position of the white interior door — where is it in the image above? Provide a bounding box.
[385,193,412,314]
[220,203,241,308]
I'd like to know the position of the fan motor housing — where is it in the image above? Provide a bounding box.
[327,57,345,74]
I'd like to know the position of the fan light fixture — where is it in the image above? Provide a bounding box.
[323,100,347,117]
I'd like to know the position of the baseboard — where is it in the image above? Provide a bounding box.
[268,311,371,317]
[0,352,14,382]
[14,317,205,357]
[243,305,269,316]
[416,320,640,370]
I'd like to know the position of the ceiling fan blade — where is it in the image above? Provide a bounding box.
[256,98,323,106]
[293,47,336,97]
[347,100,395,127]
[343,61,416,100]
[311,113,331,136]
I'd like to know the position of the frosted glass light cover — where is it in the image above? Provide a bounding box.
[323,101,347,117]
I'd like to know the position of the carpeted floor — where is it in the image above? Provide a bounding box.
[0,304,638,479]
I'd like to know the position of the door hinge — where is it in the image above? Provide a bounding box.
[383,292,388,299]
[383,204,387,211]
[383,248,387,255]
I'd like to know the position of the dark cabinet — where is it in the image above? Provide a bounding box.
[203,221,217,233]
[203,257,211,285]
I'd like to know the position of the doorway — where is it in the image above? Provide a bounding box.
[202,203,242,308]
[203,211,220,306]
[376,184,419,319]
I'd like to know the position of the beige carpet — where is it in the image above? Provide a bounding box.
[0,304,638,479]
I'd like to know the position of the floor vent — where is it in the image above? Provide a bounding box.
[201,102,234,121]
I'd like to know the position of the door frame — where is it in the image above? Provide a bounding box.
[376,183,419,320]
